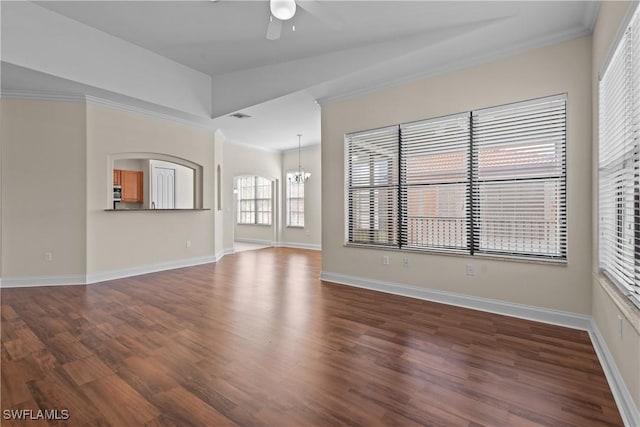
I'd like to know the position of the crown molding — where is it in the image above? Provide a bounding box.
[1,89,214,131]
[1,89,86,103]
[582,1,601,32]
[84,95,214,131]
[317,26,592,107]
[224,138,281,154]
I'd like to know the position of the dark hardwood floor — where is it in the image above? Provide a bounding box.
[1,248,623,426]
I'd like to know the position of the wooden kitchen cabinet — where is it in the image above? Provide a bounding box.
[113,169,121,186]
[119,170,143,203]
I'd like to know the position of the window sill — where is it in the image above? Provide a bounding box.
[343,243,567,266]
[237,223,273,227]
[105,208,210,212]
[595,274,640,335]
[286,226,305,229]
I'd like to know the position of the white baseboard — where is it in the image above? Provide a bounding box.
[234,239,321,251]
[1,256,218,288]
[214,248,236,261]
[1,274,87,288]
[86,255,217,284]
[319,271,591,330]
[275,242,321,251]
[319,270,637,427]
[234,238,273,246]
[589,320,639,427]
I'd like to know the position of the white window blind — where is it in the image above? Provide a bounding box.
[286,172,305,227]
[400,113,470,251]
[346,126,400,246]
[599,5,640,308]
[345,95,567,261]
[472,95,567,259]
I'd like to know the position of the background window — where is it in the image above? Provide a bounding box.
[286,172,305,227]
[237,176,272,225]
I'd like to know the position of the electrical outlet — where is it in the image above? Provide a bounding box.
[382,255,390,265]
[403,258,410,268]
[465,264,475,276]
[44,252,53,262]
[186,240,192,248]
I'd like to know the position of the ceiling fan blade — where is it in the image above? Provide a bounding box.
[297,0,341,30]
[266,16,282,40]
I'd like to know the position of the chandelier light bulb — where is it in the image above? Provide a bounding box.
[289,134,311,183]
[270,0,297,21]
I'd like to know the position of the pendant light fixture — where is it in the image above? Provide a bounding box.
[290,134,311,184]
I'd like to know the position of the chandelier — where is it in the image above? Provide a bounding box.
[289,134,311,184]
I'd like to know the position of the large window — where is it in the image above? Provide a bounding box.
[346,126,399,246]
[286,172,305,227]
[237,176,272,225]
[345,94,567,261]
[599,4,640,309]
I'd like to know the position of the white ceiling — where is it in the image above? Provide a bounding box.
[6,1,598,150]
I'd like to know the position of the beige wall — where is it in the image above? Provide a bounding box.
[322,36,593,315]
[86,104,216,275]
[591,0,640,410]
[281,144,321,248]
[1,99,87,279]
[222,142,281,250]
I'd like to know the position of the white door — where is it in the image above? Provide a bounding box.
[152,167,176,209]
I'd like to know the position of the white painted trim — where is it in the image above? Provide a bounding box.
[319,271,638,426]
[85,95,213,131]
[224,138,281,154]
[582,1,601,31]
[319,271,591,330]
[589,320,640,427]
[1,274,86,288]
[233,239,320,251]
[317,26,592,107]
[0,90,213,131]
[1,89,85,103]
[234,238,274,246]
[275,242,321,251]
[86,255,217,284]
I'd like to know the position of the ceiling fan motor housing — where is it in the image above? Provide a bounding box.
[271,0,297,21]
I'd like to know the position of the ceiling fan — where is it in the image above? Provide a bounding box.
[266,0,336,41]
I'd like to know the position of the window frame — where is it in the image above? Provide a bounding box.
[598,3,640,309]
[236,175,273,226]
[344,94,568,262]
[286,171,306,228]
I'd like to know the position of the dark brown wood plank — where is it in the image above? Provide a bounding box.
[1,247,624,426]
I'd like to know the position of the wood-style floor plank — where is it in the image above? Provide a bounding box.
[1,247,624,426]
